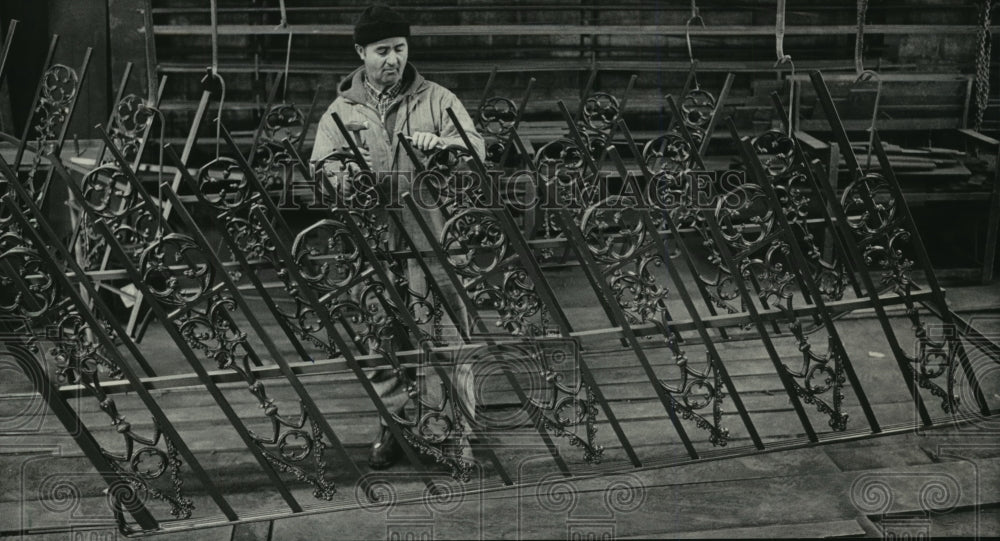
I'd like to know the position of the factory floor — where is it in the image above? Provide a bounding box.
[1,272,998,539]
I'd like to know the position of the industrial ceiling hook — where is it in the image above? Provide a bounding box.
[209,0,219,78]
[773,0,794,135]
[855,0,869,76]
[775,0,790,65]
[151,106,167,239]
[686,0,704,89]
[207,0,226,161]
[852,0,882,169]
[139,7,157,105]
[277,0,292,99]
[685,16,705,66]
[278,0,289,29]
[210,78,226,162]
[282,33,293,99]
[856,69,883,171]
[774,56,795,136]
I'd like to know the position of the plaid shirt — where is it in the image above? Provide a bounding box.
[363,75,403,119]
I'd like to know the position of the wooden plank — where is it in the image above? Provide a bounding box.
[651,520,867,539]
[795,130,829,152]
[792,73,971,83]
[799,118,963,131]
[958,128,1000,146]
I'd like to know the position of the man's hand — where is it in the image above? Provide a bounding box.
[410,131,442,152]
[315,148,369,196]
[347,145,372,170]
[317,146,370,174]
[315,160,345,194]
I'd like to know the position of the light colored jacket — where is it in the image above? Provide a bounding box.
[310,63,485,176]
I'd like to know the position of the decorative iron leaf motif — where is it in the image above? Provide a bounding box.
[25,64,79,201]
[750,129,848,302]
[714,184,849,430]
[680,88,716,146]
[74,164,160,269]
[396,145,604,463]
[193,155,344,359]
[841,173,958,413]
[580,92,620,133]
[580,196,730,445]
[643,131,696,175]
[264,104,306,147]
[106,94,156,165]
[0,63,80,233]
[286,212,475,477]
[476,95,520,168]
[0,242,195,522]
[532,137,596,246]
[331,281,476,481]
[478,96,518,138]
[251,104,305,191]
[639,86,752,322]
[137,234,337,499]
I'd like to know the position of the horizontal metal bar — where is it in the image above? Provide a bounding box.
[151,4,965,15]
[155,59,927,75]
[568,288,937,339]
[149,24,993,37]
[45,287,937,399]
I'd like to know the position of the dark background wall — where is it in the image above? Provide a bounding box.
[1,0,108,140]
[1,1,994,141]
[0,1,50,135]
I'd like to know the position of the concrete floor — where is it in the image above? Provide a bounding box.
[1,269,999,539]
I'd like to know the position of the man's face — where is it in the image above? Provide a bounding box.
[355,37,408,88]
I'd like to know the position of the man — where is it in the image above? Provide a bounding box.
[310,4,484,470]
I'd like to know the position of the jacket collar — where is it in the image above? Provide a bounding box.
[337,63,427,105]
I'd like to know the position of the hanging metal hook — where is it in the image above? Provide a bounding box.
[855,69,883,170]
[685,14,705,66]
[685,15,705,90]
[774,56,796,135]
[855,0,869,76]
[148,106,168,238]
[282,33,293,99]
[278,0,289,29]
[209,0,219,78]
[199,72,226,162]
[686,0,705,90]
[775,0,790,65]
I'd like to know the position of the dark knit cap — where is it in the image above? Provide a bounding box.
[354,5,410,46]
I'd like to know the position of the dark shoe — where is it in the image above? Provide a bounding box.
[368,425,402,470]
